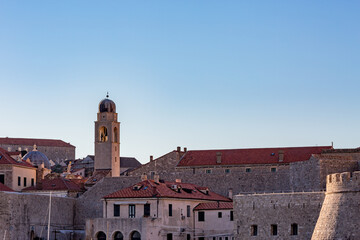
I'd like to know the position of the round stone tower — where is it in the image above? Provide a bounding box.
[311,171,360,240]
[94,95,120,177]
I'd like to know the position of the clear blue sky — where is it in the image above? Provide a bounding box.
[0,1,359,163]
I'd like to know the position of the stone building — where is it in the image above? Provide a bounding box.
[94,96,120,177]
[0,137,75,163]
[0,147,37,191]
[2,96,360,240]
[312,171,360,240]
[85,177,232,240]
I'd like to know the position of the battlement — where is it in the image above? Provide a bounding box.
[326,171,360,193]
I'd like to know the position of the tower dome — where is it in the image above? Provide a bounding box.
[99,95,116,113]
[23,145,51,169]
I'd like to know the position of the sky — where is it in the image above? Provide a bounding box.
[0,1,359,163]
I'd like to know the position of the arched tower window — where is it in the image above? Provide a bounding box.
[130,231,141,240]
[113,231,124,240]
[114,127,118,143]
[99,126,108,142]
[96,231,106,240]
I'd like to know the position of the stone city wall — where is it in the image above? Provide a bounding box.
[312,171,360,240]
[0,192,76,240]
[234,192,325,240]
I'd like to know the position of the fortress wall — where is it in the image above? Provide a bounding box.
[74,176,140,228]
[0,192,75,240]
[289,156,322,191]
[312,171,360,240]
[319,155,359,190]
[234,192,324,240]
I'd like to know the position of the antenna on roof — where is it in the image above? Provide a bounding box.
[106,92,109,98]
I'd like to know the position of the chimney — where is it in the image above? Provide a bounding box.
[228,188,233,199]
[175,179,181,183]
[150,155,154,162]
[278,150,284,162]
[177,146,181,153]
[154,174,160,184]
[184,147,187,152]
[141,173,147,181]
[216,152,222,164]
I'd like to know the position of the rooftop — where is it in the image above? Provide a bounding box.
[177,146,333,167]
[0,147,35,168]
[0,137,75,148]
[194,201,233,210]
[22,177,84,192]
[104,179,231,202]
[0,182,13,192]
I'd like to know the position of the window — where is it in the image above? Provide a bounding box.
[187,234,191,240]
[144,204,150,217]
[230,211,234,221]
[150,171,155,180]
[129,204,135,218]
[198,211,205,222]
[271,167,277,172]
[31,178,34,186]
[167,233,173,240]
[114,204,120,217]
[218,212,222,218]
[187,205,191,217]
[225,169,230,174]
[246,168,251,172]
[99,126,108,142]
[251,225,258,236]
[206,169,212,174]
[23,177,27,187]
[18,176,21,186]
[291,223,298,235]
[0,174,4,184]
[113,231,123,240]
[169,204,173,217]
[271,224,278,236]
[199,238,205,240]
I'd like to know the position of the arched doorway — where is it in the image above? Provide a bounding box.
[96,231,106,240]
[113,231,124,240]
[130,231,141,240]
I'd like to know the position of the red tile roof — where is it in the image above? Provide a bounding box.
[22,177,83,192]
[0,182,14,192]
[104,180,231,202]
[194,201,233,210]
[0,147,35,168]
[177,146,332,167]
[0,137,75,148]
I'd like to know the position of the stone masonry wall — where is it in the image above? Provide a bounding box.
[234,192,325,240]
[74,176,140,228]
[0,192,76,240]
[312,171,360,240]
[0,144,75,163]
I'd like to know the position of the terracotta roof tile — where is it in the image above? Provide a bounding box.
[177,146,332,167]
[0,137,75,148]
[104,180,231,202]
[194,202,233,210]
[0,147,35,168]
[0,182,14,192]
[22,177,83,192]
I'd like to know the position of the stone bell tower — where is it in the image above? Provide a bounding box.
[94,94,120,177]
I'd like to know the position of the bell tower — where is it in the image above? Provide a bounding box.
[94,94,120,177]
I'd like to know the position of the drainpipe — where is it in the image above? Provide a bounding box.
[156,197,159,218]
[193,208,195,240]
